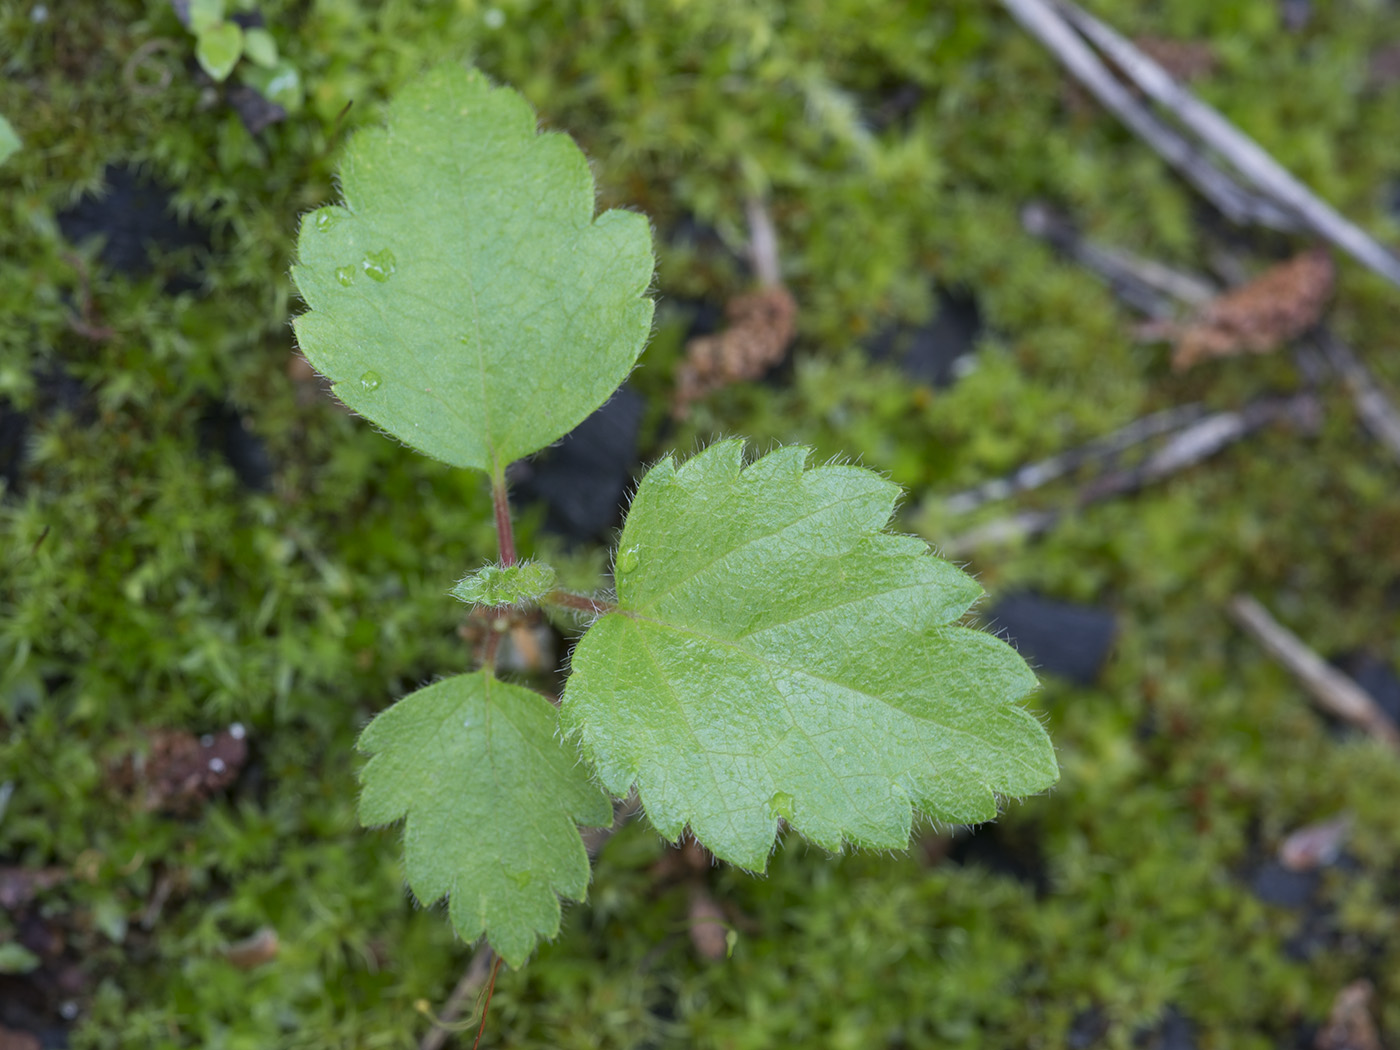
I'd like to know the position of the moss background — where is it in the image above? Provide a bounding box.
[3,1,1400,1047]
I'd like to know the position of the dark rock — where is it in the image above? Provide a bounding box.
[1134,1006,1196,1050]
[1334,652,1400,728]
[227,83,286,136]
[56,165,209,290]
[947,822,1048,896]
[868,81,925,132]
[512,387,645,542]
[1282,904,1336,962]
[1068,1006,1109,1049]
[198,402,274,492]
[0,403,28,494]
[1280,0,1311,31]
[2,362,92,498]
[1249,860,1319,908]
[986,592,1117,686]
[867,288,981,388]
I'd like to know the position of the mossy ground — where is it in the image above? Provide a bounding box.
[3,2,1400,1047]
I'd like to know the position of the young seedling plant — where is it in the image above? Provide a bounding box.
[291,65,1058,970]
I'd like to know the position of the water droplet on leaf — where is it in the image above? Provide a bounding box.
[360,371,382,392]
[767,791,796,822]
[616,546,641,575]
[314,209,339,232]
[335,265,355,286]
[362,248,397,282]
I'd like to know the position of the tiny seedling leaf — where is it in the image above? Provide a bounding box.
[358,671,612,966]
[195,21,243,82]
[451,561,557,607]
[0,115,20,168]
[241,26,278,68]
[292,65,654,475]
[564,441,1057,870]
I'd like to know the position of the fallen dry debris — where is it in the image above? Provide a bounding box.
[0,867,66,912]
[687,883,730,961]
[224,926,280,970]
[1228,595,1400,754]
[0,1026,42,1050]
[1315,980,1383,1050]
[110,724,249,814]
[1149,247,1335,370]
[674,285,798,415]
[1279,815,1352,873]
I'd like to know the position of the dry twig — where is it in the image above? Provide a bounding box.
[419,947,496,1050]
[1021,203,1216,318]
[1313,330,1400,467]
[943,395,1318,553]
[1002,0,1400,287]
[1228,595,1400,753]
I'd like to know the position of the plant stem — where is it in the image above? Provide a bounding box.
[544,589,616,616]
[490,471,517,567]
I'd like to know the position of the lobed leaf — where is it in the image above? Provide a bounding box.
[358,671,612,966]
[291,65,654,475]
[563,441,1057,871]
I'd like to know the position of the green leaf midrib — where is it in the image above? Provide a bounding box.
[627,483,889,613]
[611,613,1043,784]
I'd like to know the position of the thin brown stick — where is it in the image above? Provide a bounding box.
[1228,594,1400,753]
[419,946,496,1050]
[472,955,504,1050]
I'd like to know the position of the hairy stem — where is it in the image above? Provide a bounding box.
[490,471,517,567]
[481,614,507,671]
[544,589,616,616]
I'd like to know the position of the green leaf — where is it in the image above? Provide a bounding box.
[195,21,243,82]
[563,441,1057,871]
[0,115,20,168]
[0,942,40,975]
[242,59,302,111]
[291,65,654,475]
[241,26,278,68]
[358,671,611,966]
[451,561,557,607]
[187,0,224,33]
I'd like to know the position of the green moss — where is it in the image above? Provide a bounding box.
[5,0,1400,1045]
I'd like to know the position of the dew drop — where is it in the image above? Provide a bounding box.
[334,265,355,287]
[314,208,340,232]
[359,370,382,392]
[616,545,641,575]
[767,791,796,822]
[362,248,397,282]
